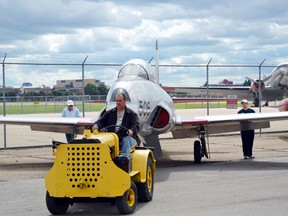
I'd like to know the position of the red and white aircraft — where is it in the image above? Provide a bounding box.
[246,63,288,106]
[1,59,288,163]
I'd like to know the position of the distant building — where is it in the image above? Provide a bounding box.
[54,79,105,94]
[19,85,51,95]
[207,79,243,87]
[219,79,233,85]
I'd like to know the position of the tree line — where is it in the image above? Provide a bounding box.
[0,83,109,97]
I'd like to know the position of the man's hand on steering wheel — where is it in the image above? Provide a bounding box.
[127,129,133,136]
[101,125,132,136]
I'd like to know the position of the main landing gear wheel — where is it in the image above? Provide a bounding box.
[116,182,138,214]
[194,140,202,164]
[194,137,208,164]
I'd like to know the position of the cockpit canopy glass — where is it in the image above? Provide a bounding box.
[109,88,131,102]
[118,63,149,80]
[277,64,288,73]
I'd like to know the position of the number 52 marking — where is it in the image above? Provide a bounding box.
[138,100,151,116]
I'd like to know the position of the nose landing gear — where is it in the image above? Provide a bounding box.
[193,127,209,164]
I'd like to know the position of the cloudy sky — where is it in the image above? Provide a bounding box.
[1,0,288,87]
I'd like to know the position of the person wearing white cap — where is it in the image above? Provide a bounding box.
[61,100,81,142]
[238,99,255,159]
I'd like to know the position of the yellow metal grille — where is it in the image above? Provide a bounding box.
[46,142,131,198]
[66,146,104,189]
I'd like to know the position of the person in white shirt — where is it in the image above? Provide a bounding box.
[61,100,81,142]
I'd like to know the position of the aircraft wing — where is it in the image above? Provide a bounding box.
[172,112,288,138]
[0,116,95,134]
[2,111,288,141]
[172,98,227,103]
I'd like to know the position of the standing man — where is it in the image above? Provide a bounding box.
[92,93,139,156]
[238,99,256,159]
[62,100,81,143]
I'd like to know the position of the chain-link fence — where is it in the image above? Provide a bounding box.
[0,95,107,115]
[0,54,121,148]
[0,55,281,148]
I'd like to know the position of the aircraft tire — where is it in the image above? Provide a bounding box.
[194,140,202,164]
[46,191,69,215]
[116,181,138,214]
[137,156,154,202]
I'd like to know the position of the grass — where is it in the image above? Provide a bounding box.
[0,102,239,115]
[174,102,232,109]
[0,103,106,115]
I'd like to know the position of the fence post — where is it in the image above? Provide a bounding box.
[206,58,212,115]
[258,59,266,113]
[2,54,7,149]
[45,95,48,113]
[258,59,266,135]
[82,55,88,117]
[21,96,23,114]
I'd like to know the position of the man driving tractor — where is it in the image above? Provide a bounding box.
[92,93,139,156]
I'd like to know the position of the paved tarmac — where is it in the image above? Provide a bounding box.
[1,156,288,216]
[1,108,288,215]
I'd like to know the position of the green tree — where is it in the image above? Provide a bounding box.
[0,90,17,96]
[96,83,109,95]
[50,90,63,96]
[24,92,39,96]
[38,90,46,96]
[85,83,109,95]
[85,83,97,95]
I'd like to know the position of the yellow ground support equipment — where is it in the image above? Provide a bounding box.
[45,129,156,215]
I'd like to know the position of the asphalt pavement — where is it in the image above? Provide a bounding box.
[1,156,288,216]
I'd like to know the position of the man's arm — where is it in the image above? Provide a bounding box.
[128,111,139,135]
[61,108,66,117]
[92,109,110,130]
[76,107,81,117]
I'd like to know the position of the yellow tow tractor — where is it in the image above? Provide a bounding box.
[45,126,156,215]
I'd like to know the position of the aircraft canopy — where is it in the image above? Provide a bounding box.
[118,59,157,83]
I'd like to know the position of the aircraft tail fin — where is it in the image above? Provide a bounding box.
[155,40,159,85]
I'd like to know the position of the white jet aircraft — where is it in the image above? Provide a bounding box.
[2,59,288,163]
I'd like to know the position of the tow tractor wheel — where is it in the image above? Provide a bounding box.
[194,140,202,164]
[46,191,69,215]
[116,181,138,214]
[137,157,154,202]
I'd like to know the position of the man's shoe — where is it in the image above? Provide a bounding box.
[248,156,255,159]
[244,156,248,159]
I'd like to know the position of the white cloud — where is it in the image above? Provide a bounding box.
[0,0,288,87]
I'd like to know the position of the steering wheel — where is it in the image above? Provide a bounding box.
[101,125,129,135]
